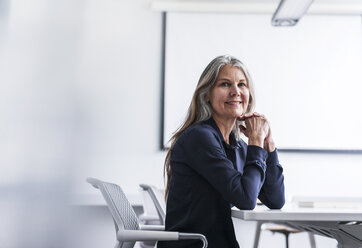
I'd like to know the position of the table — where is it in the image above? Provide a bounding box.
[232,206,362,248]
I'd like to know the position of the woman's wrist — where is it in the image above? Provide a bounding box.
[264,141,276,152]
[249,137,264,148]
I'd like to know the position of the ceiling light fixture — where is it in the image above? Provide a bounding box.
[272,0,314,26]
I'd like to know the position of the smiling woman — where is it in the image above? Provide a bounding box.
[159,55,285,248]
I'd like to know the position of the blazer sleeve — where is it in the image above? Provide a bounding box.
[180,128,268,210]
[258,150,285,209]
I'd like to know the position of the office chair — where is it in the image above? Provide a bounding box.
[86,178,208,248]
[253,222,316,248]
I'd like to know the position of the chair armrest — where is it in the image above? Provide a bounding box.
[179,233,208,248]
[117,230,179,241]
[139,225,165,231]
[117,230,208,248]
[139,214,160,222]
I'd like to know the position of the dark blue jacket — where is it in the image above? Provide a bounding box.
[158,118,285,248]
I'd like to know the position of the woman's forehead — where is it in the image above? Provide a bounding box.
[218,65,245,79]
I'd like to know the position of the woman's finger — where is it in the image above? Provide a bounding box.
[238,112,253,121]
[253,112,265,118]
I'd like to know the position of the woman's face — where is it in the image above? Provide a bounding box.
[207,64,250,122]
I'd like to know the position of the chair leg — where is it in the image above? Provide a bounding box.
[253,221,263,248]
[308,232,316,248]
[114,241,121,248]
[285,233,290,248]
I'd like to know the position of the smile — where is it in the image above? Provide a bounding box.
[225,101,242,105]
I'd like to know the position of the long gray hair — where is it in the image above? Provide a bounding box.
[164,55,256,197]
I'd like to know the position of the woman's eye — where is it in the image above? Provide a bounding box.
[238,82,247,87]
[220,82,230,87]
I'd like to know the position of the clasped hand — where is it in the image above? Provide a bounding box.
[238,112,275,152]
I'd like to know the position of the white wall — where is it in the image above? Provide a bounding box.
[0,0,164,247]
[0,0,165,192]
[0,0,361,247]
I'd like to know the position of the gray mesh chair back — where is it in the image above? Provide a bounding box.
[87,177,138,248]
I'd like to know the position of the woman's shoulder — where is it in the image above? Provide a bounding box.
[177,120,221,146]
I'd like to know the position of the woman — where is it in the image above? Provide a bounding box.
[158,55,285,248]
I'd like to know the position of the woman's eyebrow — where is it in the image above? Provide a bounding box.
[217,78,246,82]
[217,78,231,81]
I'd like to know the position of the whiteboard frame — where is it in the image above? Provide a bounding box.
[160,12,362,153]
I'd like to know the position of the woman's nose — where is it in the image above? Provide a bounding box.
[230,84,240,96]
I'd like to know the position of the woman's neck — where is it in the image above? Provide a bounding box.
[212,115,236,144]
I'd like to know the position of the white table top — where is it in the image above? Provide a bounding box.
[232,205,362,222]
[232,201,362,248]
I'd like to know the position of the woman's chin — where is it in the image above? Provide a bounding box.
[232,112,244,118]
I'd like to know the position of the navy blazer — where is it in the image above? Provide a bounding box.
[158,118,285,248]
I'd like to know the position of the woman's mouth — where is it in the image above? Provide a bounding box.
[225,101,242,105]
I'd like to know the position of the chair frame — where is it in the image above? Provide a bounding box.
[139,184,166,225]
